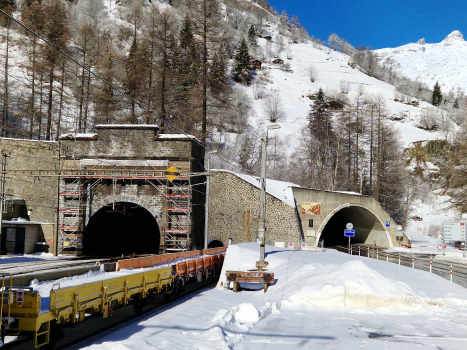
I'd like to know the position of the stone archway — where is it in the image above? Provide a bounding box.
[317,204,393,248]
[82,201,160,256]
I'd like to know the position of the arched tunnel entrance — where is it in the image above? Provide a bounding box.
[83,202,160,256]
[319,206,389,248]
[208,240,224,248]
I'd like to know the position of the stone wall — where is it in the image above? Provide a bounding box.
[207,171,301,246]
[0,126,205,255]
[0,138,59,249]
[60,125,202,163]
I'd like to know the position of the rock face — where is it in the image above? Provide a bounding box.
[442,30,464,43]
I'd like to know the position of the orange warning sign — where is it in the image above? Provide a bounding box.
[16,290,24,306]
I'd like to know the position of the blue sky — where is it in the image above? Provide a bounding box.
[268,0,467,49]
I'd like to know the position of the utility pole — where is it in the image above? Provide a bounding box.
[257,135,267,270]
[204,157,210,249]
[256,125,280,271]
[0,151,8,250]
[54,147,61,256]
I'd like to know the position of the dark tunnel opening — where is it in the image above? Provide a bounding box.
[319,207,378,247]
[208,240,224,248]
[83,202,160,256]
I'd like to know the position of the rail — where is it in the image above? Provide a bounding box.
[0,248,227,349]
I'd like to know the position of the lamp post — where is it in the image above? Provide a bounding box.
[256,124,281,271]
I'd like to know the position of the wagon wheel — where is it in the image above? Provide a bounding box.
[133,294,144,315]
[109,303,115,317]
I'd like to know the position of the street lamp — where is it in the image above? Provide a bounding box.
[256,124,281,271]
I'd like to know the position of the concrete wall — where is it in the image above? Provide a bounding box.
[207,171,301,246]
[2,222,44,254]
[292,188,409,247]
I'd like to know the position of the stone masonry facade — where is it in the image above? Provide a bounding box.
[0,138,60,250]
[207,170,301,246]
[0,125,205,255]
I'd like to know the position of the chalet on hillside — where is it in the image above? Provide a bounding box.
[251,60,262,70]
[272,58,284,65]
[327,101,345,110]
[264,35,272,41]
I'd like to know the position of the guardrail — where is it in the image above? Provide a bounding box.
[337,245,467,288]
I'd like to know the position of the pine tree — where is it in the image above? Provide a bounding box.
[248,24,257,46]
[309,88,333,142]
[233,39,252,85]
[432,81,443,106]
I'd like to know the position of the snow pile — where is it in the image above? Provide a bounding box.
[68,242,467,349]
[284,260,422,310]
[219,243,447,313]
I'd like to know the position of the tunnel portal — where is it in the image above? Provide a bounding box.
[83,202,160,256]
[319,206,388,247]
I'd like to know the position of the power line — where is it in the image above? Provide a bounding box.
[0,6,249,177]
[0,7,206,151]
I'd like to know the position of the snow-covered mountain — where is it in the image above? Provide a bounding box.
[376,30,467,94]
[239,38,441,149]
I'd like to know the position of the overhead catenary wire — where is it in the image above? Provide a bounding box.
[0,6,259,178]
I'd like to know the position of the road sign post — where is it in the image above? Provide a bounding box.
[344,223,355,255]
[396,225,403,247]
[444,222,466,256]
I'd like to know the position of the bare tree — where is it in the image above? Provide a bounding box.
[328,33,340,51]
[308,65,317,82]
[339,80,350,94]
[263,90,283,122]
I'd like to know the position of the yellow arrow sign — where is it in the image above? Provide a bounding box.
[165,165,180,182]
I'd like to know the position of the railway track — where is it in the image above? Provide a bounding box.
[0,258,108,276]
[0,248,227,350]
[5,275,220,350]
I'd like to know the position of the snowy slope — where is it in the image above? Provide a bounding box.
[376,30,467,93]
[242,37,443,149]
[72,243,467,350]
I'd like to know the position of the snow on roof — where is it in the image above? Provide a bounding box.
[0,137,56,144]
[333,190,362,196]
[95,124,159,129]
[155,134,200,142]
[59,133,98,140]
[213,169,300,207]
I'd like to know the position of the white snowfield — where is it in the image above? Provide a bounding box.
[376,30,467,93]
[247,36,442,149]
[71,243,467,350]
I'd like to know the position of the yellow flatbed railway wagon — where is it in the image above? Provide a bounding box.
[0,247,227,349]
[0,266,174,349]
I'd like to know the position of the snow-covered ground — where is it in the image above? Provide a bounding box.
[376,30,467,93]
[64,243,467,350]
[244,37,443,150]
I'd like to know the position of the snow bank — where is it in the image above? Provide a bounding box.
[219,243,446,313]
[284,260,422,309]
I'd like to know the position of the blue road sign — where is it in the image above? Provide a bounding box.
[386,221,390,227]
[344,229,355,237]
